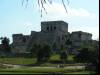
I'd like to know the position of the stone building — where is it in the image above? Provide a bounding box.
[12,34,30,53]
[11,21,92,53]
[71,31,92,47]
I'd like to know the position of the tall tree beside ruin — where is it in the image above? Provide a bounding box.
[1,37,11,52]
[37,44,52,62]
[60,50,68,63]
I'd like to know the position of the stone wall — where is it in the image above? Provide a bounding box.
[12,34,30,53]
[71,31,92,41]
[71,31,92,47]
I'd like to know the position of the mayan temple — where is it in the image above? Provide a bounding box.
[11,21,92,54]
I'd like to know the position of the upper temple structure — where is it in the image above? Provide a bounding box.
[11,21,92,54]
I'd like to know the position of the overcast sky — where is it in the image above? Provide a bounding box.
[0,0,99,43]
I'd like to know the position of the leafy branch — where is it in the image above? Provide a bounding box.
[22,0,69,17]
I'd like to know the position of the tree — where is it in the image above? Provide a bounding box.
[0,37,3,40]
[52,42,58,53]
[74,45,99,63]
[60,51,68,63]
[60,44,68,63]
[79,40,99,63]
[30,44,40,57]
[0,37,3,50]
[65,35,72,54]
[74,41,99,74]
[95,45,99,74]
[74,47,94,63]
[37,44,52,62]
[1,37,11,52]
[42,44,52,60]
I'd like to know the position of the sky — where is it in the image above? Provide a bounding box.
[0,0,99,43]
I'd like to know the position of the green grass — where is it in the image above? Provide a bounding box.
[67,55,74,61]
[49,54,74,61]
[0,58,36,65]
[0,55,96,74]
[0,67,96,74]
[65,71,96,74]
[0,55,77,67]
[49,54,60,61]
[0,58,84,68]
[0,54,74,65]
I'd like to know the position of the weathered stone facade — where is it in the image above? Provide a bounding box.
[71,31,92,47]
[11,21,92,53]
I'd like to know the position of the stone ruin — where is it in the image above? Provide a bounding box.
[11,21,92,54]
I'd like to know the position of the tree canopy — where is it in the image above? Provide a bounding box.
[0,37,11,52]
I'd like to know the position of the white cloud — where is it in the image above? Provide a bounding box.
[24,22,33,26]
[44,3,96,18]
[23,21,41,32]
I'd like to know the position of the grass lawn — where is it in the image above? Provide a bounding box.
[0,58,36,65]
[0,56,96,74]
[0,54,74,65]
[0,55,84,67]
[49,54,74,61]
[67,54,74,61]
[49,54,60,61]
[65,71,96,74]
[0,67,96,74]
